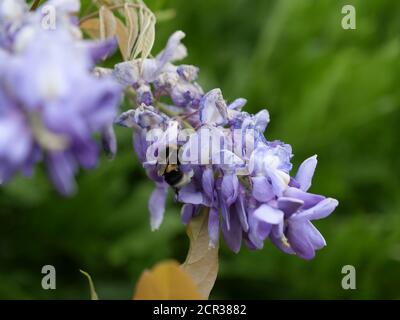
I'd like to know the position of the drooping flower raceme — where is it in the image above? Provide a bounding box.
[0,0,122,194]
[0,1,337,259]
[114,31,339,259]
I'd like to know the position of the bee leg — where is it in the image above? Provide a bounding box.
[174,188,180,199]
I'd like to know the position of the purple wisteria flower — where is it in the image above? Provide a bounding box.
[1,0,337,260]
[115,30,339,259]
[114,31,203,109]
[0,0,122,194]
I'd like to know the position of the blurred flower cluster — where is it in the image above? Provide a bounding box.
[0,0,338,259]
[0,0,121,194]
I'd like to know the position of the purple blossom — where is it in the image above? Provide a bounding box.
[0,0,121,194]
[0,0,338,260]
[114,31,203,107]
[116,54,338,258]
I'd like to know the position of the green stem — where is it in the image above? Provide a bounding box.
[30,0,42,11]
[125,87,138,102]
[155,102,194,130]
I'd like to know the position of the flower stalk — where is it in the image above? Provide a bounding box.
[30,0,42,11]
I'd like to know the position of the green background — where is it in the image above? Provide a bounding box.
[1,0,400,299]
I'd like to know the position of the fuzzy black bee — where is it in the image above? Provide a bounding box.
[158,145,192,189]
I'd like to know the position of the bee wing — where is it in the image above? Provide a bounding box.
[157,164,167,176]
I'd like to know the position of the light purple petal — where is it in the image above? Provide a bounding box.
[156,31,187,67]
[270,233,295,255]
[86,38,118,63]
[295,155,317,191]
[267,168,289,197]
[221,173,239,205]
[177,65,199,82]
[113,61,140,86]
[251,176,274,202]
[254,109,270,132]
[287,220,326,260]
[305,221,326,249]
[149,184,168,231]
[284,187,325,209]
[202,167,215,203]
[286,220,316,260]
[254,204,284,225]
[250,204,284,241]
[220,199,231,230]
[178,183,204,205]
[247,208,264,249]
[243,234,260,250]
[74,139,98,169]
[199,89,228,126]
[228,98,247,111]
[221,206,242,253]
[292,198,338,221]
[181,203,195,225]
[133,131,147,163]
[208,207,219,248]
[47,152,77,196]
[277,197,304,216]
[0,118,32,164]
[235,186,249,232]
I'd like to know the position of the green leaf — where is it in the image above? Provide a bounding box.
[79,270,99,300]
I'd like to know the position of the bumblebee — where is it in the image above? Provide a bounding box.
[158,145,192,189]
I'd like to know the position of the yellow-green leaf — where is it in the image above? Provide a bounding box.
[125,2,139,60]
[132,5,156,60]
[133,260,203,300]
[139,14,155,60]
[80,270,99,300]
[181,207,219,299]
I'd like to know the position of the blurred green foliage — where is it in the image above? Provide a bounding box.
[1,0,400,299]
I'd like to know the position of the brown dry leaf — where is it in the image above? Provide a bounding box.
[80,17,128,60]
[80,18,100,39]
[131,6,146,59]
[99,6,116,40]
[181,207,219,299]
[133,260,203,300]
[124,2,139,60]
[98,6,129,60]
[115,17,129,60]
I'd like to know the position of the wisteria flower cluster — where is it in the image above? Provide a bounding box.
[114,31,339,259]
[0,0,338,260]
[0,0,121,194]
